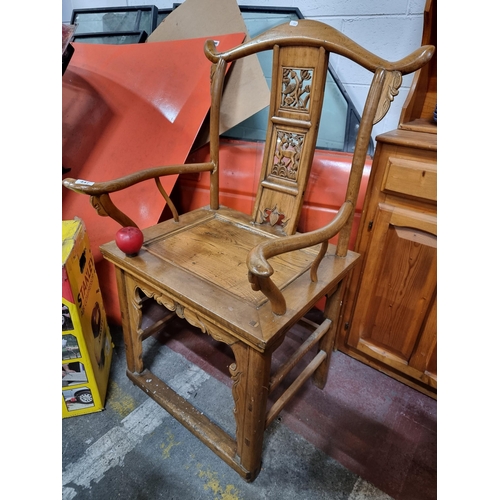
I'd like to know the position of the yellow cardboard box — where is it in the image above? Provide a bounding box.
[62,219,113,418]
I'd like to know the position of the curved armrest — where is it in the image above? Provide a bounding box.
[247,201,353,277]
[62,162,214,196]
[247,201,353,315]
[62,162,215,228]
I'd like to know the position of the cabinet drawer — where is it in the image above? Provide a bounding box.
[382,156,437,202]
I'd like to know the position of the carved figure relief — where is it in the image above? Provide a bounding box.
[281,68,312,110]
[272,130,304,181]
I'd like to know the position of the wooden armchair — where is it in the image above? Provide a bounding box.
[63,20,434,481]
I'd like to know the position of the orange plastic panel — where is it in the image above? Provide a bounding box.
[62,34,244,323]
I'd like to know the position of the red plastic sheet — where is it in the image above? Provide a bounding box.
[62,33,244,323]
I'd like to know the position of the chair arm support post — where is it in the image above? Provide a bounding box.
[310,241,328,282]
[209,58,227,210]
[336,68,387,257]
[248,272,286,315]
[155,178,179,222]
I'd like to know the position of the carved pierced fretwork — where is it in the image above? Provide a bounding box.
[136,283,236,346]
[374,70,403,124]
[131,287,145,318]
[259,205,288,228]
[138,285,178,313]
[281,68,313,110]
[272,130,304,181]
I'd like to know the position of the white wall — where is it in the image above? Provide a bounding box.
[62,0,428,137]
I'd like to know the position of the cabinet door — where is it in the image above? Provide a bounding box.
[409,293,437,388]
[347,202,437,384]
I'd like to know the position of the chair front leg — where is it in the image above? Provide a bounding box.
[230,342,272,481]
[115,268,144,374]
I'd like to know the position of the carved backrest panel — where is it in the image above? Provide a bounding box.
[252,45,329,235]
[203,19,434,245]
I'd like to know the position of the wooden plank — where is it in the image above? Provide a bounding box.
[127,369,255,479]
[376,128,437,151]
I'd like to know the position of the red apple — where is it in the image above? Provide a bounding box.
[115,226,144,256]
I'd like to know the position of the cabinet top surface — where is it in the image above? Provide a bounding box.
[375,128,437,151]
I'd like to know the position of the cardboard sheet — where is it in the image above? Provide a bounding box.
[147,0,270,142]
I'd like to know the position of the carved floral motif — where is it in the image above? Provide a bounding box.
[138,285,177,313]
[260,205,288,228]
[229,362,242,411]
[374,70,403,124]
[228,342,248,445]
[136,284,235,345]
[281,68,312,110]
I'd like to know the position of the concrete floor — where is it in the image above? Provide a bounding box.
[62,318,436,500]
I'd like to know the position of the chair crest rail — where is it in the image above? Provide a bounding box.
[205,19,434,76]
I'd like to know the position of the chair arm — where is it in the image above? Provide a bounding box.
[62,162,214,196]
[247,201,353,277]
[246,201,353,315]
[62,162,215,228]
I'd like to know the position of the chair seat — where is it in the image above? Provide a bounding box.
[100,205,360,351]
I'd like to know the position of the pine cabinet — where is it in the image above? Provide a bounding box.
[336,0,437,399]
[338,129,437,398]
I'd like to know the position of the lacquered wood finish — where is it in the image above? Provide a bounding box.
[63,20,434,479]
